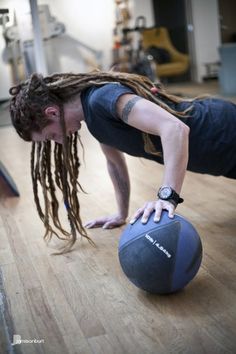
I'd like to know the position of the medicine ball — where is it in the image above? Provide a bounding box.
[118,211,202,294]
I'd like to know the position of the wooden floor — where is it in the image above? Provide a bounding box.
[0,82,236,354]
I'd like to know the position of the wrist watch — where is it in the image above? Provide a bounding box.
[157,186,184,206]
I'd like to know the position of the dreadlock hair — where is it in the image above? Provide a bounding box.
[9,69,194,254]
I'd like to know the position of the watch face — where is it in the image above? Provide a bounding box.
[159,187,172,199]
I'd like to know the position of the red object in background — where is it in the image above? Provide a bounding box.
[150,87,158,94]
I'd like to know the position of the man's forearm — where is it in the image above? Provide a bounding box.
[106,158,130,218]
[161,122,189,194]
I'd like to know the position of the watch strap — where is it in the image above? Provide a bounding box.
[171,190,184,204]
[157,187,184,205]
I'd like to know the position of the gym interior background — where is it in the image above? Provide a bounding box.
[0,1,236,353]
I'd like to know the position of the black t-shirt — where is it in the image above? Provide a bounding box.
[81,83,236,177]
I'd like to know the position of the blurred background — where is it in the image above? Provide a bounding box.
[0,0,236,104]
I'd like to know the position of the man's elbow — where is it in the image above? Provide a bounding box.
[176,121,190,140]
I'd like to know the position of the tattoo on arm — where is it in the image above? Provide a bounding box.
[108,160,130,213]
[121,96,142,123]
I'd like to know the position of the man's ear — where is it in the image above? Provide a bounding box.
[44,106,60,119]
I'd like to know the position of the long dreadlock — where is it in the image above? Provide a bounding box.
[9,70,194,254]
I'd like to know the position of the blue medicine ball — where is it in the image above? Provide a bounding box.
[118,211,202,294]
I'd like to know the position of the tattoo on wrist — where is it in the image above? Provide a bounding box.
[121,96,142,123]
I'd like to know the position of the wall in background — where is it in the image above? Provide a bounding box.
[39,0,154,71]
[0,0,225,98]
[0,0,15,100]
[0,0,154,100]
[38,0,115,72]
[130,0,154,28]
[218,0,236,43]
[0,25,12,99]
[187,0,221,82]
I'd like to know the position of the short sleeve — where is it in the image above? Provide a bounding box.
[88,83,134,120]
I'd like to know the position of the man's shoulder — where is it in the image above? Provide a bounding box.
[90,83,133,101]
[86,83,134,116]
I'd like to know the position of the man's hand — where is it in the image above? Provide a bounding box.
[130,199,176,225]
[84,214,126,229]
